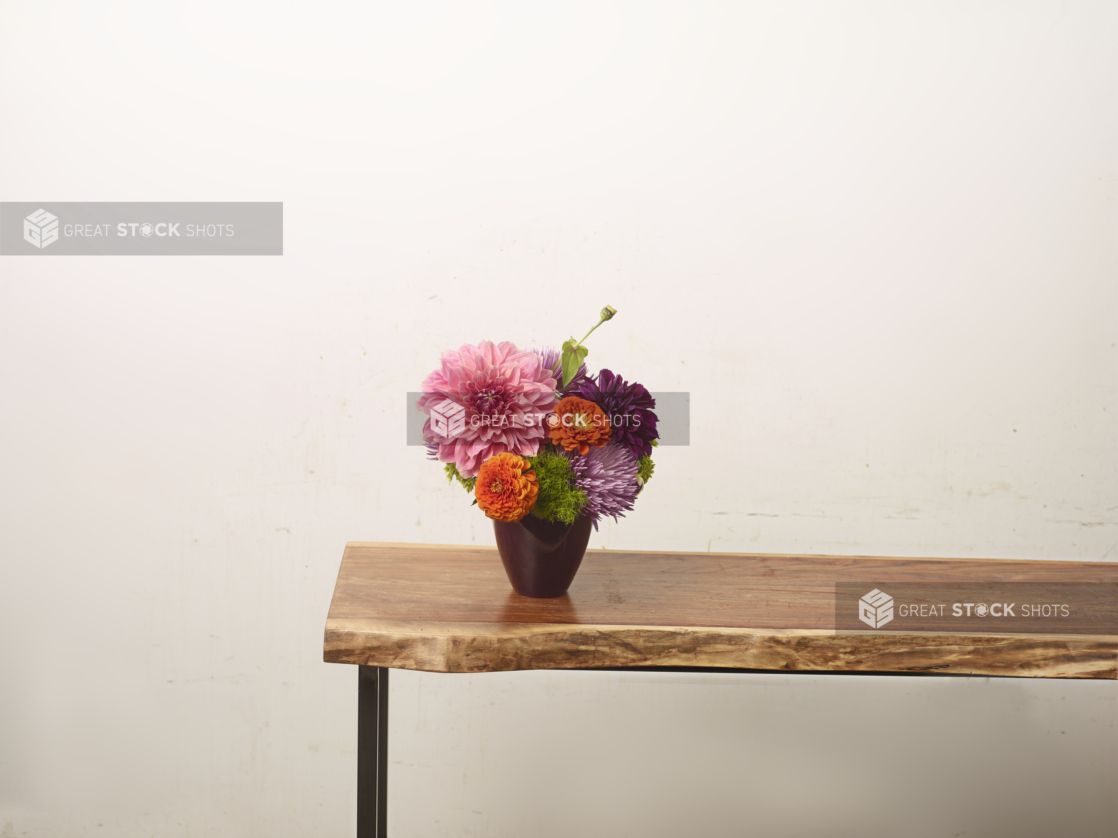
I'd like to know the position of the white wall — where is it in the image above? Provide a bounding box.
[1,2,1115,836]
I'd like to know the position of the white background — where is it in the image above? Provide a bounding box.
[1,1,1115,836]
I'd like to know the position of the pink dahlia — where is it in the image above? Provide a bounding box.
[417,341,559,477]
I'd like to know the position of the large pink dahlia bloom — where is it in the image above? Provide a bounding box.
[417,341,558,477]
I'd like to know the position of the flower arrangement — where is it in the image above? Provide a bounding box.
[417,307,658,531]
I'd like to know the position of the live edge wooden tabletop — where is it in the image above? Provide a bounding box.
[323,543,1118,679]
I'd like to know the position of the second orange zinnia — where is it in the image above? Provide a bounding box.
[548,396,611,455]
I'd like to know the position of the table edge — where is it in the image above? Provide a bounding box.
[323,617,1118,679]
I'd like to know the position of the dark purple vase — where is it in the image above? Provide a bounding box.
[493,513,593,598]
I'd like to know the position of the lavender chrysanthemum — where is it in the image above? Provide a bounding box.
[567,442,640,530]
[573,368,659,459]
[532,347,590,397]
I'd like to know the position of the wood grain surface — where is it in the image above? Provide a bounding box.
[323,543,1118,678]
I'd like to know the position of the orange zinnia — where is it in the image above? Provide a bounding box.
[475,452,539,523]
[548,396,611,455]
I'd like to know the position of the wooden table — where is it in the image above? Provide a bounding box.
[323,542,1118,837]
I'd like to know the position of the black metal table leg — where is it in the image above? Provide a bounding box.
[358,666,389,838]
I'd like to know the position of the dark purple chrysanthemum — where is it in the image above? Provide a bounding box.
[573,368,658,459]
[532,347,590,397]
[567,442,640,530]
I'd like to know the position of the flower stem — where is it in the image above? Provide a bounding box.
[571,307,617,353]
[575,319,604,346]
[549,321,599,374]
[551,306,617,381]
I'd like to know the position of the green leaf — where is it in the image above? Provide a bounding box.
[560,348,580,387]
[560,343,591,387]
